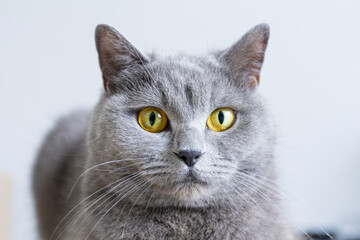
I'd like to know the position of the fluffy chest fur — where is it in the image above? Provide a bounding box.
[68,197,284,240]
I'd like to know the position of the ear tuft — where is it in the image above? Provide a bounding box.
[220,23,270,88]
[95,24,149,92]
[250,23,270,42]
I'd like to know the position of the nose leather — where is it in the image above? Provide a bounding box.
[176,150,203,167]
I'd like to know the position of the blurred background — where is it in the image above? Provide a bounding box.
[1,0,359,239]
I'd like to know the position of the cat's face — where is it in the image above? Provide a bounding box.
[88,24,274,206]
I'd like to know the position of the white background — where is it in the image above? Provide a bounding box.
[1,0,359,239]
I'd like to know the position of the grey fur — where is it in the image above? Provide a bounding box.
[33,23,297,239]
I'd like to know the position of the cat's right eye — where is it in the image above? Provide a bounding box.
[138,107,168,133]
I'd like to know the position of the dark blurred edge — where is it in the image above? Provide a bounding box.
[303,231,360,240]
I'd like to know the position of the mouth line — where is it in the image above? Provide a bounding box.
[178,171,208,186]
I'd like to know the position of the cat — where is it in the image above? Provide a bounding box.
[33,23,297,240]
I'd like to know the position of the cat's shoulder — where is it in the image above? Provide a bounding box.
[33,109,92,239]
[33,109,91,181]
[37,109,91,158]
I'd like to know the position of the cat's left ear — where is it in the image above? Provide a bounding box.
[219,24,270,88]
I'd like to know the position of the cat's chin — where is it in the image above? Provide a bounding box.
[172,185,212,204]
[154,176,215,206]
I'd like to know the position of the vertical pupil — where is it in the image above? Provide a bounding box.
[149,112,156,126]
[218,111,224,124]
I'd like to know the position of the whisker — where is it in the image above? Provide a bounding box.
[234,175,315,240]
[210,163,233,169]
[120,182,153,238]
[225,179,258,208]
[85,178,150,239]
[218,182,238,209]
[50,175,134,240]
[103,162,145,174]
[145,187,156,211]
[55,173,142,240]
[69,176,144,240]
[238,172,334,239]
[80,177,146,235]
[66,158,143,201]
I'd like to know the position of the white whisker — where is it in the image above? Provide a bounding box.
[234,174,315,240]
[85,178,150,239]
[66,158,143,201]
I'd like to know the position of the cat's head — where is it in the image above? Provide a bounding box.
[87,24,275,207]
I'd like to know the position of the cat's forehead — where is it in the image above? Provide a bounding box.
[148,55,236,116]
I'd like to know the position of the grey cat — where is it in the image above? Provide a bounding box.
[33,23,297,240]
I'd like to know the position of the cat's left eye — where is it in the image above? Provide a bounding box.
[138,107,168,133]
[207,108,235,132]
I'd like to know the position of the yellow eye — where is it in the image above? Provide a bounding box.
[138,107,168,133]
[207,108,235,132]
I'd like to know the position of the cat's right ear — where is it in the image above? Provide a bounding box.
[95,24,149,92]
